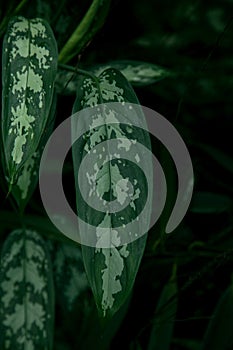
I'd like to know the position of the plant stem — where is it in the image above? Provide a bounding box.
[58,63,99,82]
[58,0,101,64]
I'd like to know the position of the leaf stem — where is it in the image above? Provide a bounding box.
[58,63,99,82]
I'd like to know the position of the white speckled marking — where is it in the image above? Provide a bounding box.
[0,229,53,349]
[3,16,57,178]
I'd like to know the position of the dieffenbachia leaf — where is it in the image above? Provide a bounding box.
[2,16,57,185]
[55,60,171,95]
[90,60,172,86]
[10,93,57,211]
[72,68,153,317]
[52,242,89,311]
[0,229,54,349]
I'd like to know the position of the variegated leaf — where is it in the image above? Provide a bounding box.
[90,60,171,86]
[10,93,57,211]
[2,16,57,185]
[55,60,171,95]
[72,68,153,317]
[0,229,54,349]
[53,242,89,311]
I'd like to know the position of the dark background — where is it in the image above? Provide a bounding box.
[1,0,233,349]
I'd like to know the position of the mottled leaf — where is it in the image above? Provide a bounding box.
[90,60,172,86]
[10,93,57,211]
[2,16,57,185]
[0,229,54,349]
[72,68,153,317]
[55,60,171,95]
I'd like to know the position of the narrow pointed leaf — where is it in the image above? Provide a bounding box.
[148,265,178,350]
[72,68,153,317]
[2,16,57,185]
[0,229,54,349]
[202,285,233,350]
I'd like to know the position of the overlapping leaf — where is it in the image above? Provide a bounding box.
[0,229,54,349]
[90,60,172,86]
[72,68,153,317]
[1,16,57,185]
[55,60,171,95]
[52,242,89,311]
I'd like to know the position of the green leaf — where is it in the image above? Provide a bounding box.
[0,211,82,245]
[148,265,178,350]
[76,293,131,350]
[72,68,152,317]
[90,60,172,86]
[0,229,54,349]
[202,285,233,350]
[55,61,171,95]
[58,0,111,64]
[2,16,57,185]
[10,93,57,211]
[52,242,89,311]
[190,192,233,214]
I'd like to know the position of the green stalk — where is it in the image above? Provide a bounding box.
[58,0,110,64]
[0,0,29,37]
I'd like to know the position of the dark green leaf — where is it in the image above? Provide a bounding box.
[202,285,233,350]
[90,60,172,86]
[2,16,57,185]
[53,242,89,311]
[10,93,57,211]
[55,61,171,95]
[0,211,81,245]
[72,68,152,317]
[148,265,178,350]
[0,229,54,349]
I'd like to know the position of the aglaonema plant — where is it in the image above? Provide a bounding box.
[0,0,233,350]
[0,2,172,349]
